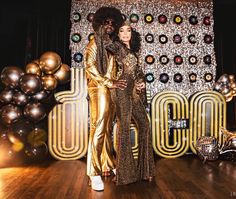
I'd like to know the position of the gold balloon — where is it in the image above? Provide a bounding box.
[225,95,233,102]
[33,59,40,65]
[27,128,47,147]
[229,75,235,82]
[232,89,236,96]
[224,91,232,98]
[230,82,236,89]
[53,63,71,84]
[220,127,236,153]
[26,62,42,76]
[41,75,58,90]
[12,142,24,152]
[39,51,62,74]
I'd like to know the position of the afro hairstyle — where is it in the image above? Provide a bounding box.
[92,6,124,33]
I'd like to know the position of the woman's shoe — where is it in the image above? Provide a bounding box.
[89,176,104,191]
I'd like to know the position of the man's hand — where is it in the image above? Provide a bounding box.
[135,81,146,94]
[110,79,127,90]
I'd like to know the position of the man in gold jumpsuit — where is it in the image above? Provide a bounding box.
[84,6,126,191]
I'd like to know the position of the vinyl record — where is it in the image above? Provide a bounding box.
[158,14,167,24]
[73,12,81,22]
[88,33,94,41]
[204,73,213,82]
[130,13,139,23]
[203,16,211,25]
[174,55,183,65]
[122,14,127,21]
[145,55,155,64]
[159,73,169,83]
[71,33,81,43]
[204,34,213,44]
[173,34,182,44]
[145,73,155,83]
[188,34,196,44]
[189,73,197,82]
[188,55,198,65]
[173,15,183,24]
[87,13,94,22]
[159,34,168,44]
[73,52,83,63]
[189,15,198,25]
[159,55,169,65]
[145,33,154,43]
[203,55,211,64]
[144,14,154,23]
[174,73,183,83]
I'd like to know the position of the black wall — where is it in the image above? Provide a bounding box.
[0,0,71,69]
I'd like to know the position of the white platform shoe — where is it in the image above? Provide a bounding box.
[90,176,104,191]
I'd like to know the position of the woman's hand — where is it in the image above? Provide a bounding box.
[110,79,127,90]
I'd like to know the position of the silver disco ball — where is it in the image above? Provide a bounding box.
[195,136,219,163]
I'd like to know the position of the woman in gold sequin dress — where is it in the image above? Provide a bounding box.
[105,21,155,185]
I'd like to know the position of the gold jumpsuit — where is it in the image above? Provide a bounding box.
[85,37,117,176]
[106,41,155,185]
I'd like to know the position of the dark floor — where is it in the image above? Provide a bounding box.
[0,155,235,199]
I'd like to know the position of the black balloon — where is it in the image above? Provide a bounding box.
[0,66,24,89]
[0,104,22,125]
[0,89,14,104]
[23,102,46,123]
[24,143,48,162]
[11,120,34,143]
[12,90,29,106]
[19,74,42,95]
[32,90,49,101]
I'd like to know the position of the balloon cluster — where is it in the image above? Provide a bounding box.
[195,127,236,163]
[213,74,236,102]
[219,127,236,161]
[0,51,70,165]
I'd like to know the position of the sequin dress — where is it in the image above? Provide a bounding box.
[105,40,155,185]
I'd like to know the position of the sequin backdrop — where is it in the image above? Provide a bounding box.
[70,0,215,100]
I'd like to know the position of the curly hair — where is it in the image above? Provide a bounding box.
[130,28,141,53]
[92,6,124,33]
